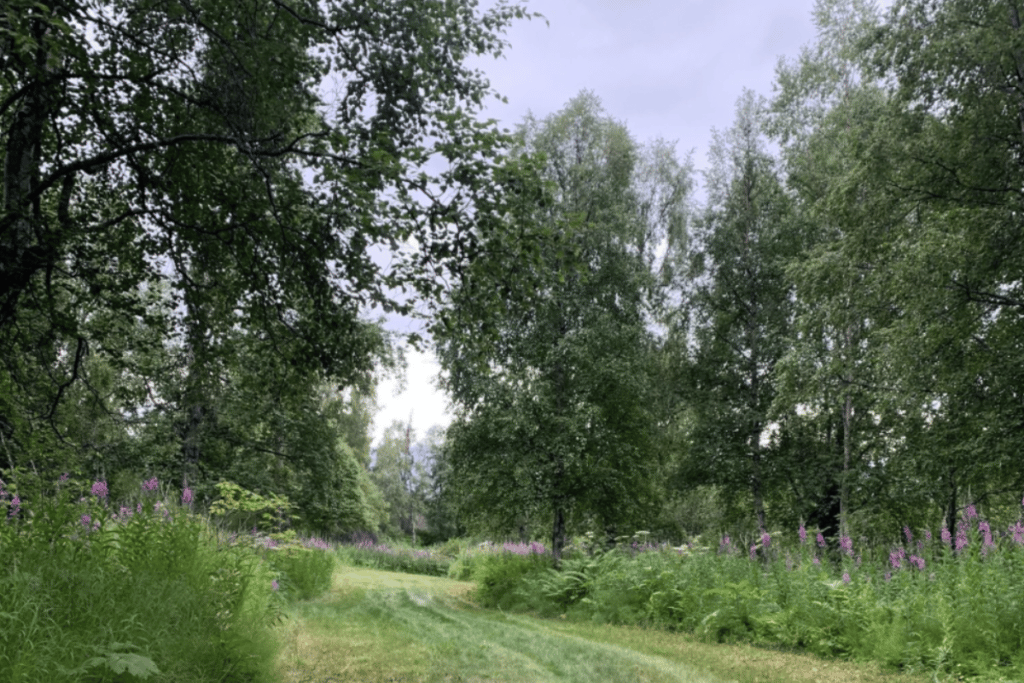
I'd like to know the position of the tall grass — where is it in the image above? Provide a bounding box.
[0,473,335,683]
[475,508,1024,681]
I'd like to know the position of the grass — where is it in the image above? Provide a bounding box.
[274,564,939,683]
[0,474,335,683]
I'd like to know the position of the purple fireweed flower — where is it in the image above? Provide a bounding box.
[799,525,807,544]
[924,529,932,542]
[749,545,757,561]
[816,532,826,548]
[941,528,952,545]
[965,505,977,520]
[181,487,193,506]
[896,546,906,560]
[840,535,853,556]
[955,531,968,552]
[136,503,142,514]
[842,572,851,584]
[91,481,108,499]
[119,505,131,520]
[272,580,279,591]
[909,554,925,571]
[81,514,91,529]
[59,473,68,482]
[889,551,902,570]
[529,541,546,554]
[8,495,20,519]
[1009,521,1024,545]
[761,531,771,551]
[917,540,924,552]
[904,526,913,543]
[142,477,158,492]
[813,556,821,566]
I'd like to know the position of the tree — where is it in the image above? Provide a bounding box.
[436,92,691,563]
[678,90,798,536]
[370,419,429,540]
[0,0,543,471]
[766,0,900,540]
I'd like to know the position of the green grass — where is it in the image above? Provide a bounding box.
[273,565,939,683]
[0,474,335,683]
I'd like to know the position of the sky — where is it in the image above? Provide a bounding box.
[370,0,883,446]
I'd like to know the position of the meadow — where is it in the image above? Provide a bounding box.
[4,473,1023,682]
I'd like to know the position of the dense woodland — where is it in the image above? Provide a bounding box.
[2,0,1023,561]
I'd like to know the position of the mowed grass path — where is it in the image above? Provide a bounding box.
[272,564,935,683]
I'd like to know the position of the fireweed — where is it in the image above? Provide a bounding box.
[0,473,336,683]
[470,504,1024,681]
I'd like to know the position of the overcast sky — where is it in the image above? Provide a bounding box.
[371,0,875,446]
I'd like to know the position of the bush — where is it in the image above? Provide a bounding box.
[336,541,452,577]
[471,549,549,610]
[261,545,335,600]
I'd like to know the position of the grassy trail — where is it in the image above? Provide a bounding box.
[272,564,934,683]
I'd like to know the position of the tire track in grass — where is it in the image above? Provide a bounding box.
[275,566,726,683]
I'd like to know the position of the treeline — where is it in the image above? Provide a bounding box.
[3,0,1023,553]
[429,0,1024,560]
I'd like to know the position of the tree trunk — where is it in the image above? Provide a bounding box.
[552,501,566,568]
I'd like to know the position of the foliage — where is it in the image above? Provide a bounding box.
[336,539,454,578]
[0,474,286,683]
[475,508,1024,681]
[208,481,299,535]
[260,545,335,602]
[436,91,690,562]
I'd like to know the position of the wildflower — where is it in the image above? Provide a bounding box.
[136,503,142,514]
[955,531,968,552]
[181,487,193,506]
[842,572,851,584]
[889,551,902,570]
[760,531,771,551]
[59,473,68,482]
[799,525,807,544]
[119,505,132,520]
[272,580,279,591]
[1009,521,1024,545]
[91,481,108,499]
[813,556,821,566]
[81,514,91,529]
[965,505,977,520]
[8,495,20,519]
[909,555,925,571]
[941,527,952,545]
[839,535,853,556]
[816,532,826,548]
[924,529,933,542]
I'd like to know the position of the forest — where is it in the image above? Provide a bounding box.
[2,0,1024,567]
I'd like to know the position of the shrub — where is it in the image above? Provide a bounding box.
[261,545,335,601]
